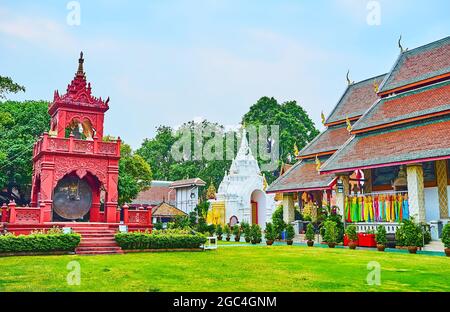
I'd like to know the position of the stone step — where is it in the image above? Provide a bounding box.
[79,241,119,247]
[75,249,124,255]
[76,246,122,252]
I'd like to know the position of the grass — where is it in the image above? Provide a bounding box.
[0,245,449,292]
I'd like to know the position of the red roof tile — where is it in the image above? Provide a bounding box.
[380,36,450,93]
[353,80,450,131]
[267,159,336,193]
[321,117,450,173]
[325,74,386,124]
[132,184,175,206]
[299,124,350,157]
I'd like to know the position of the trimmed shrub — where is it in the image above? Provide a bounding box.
[115,231,207,250]
[0,233,81,253]
[264,222,276,241]
[375,225,387,245]
[396,219,424,247]
[442,223,450,248]
[286,224,295,241]
[345,224,358,242]
[250,224,262,244]
[323,220,338,244]
[305,223,315,241]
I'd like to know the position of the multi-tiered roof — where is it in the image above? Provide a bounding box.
[321,36,450,174]
[267,73,386,194]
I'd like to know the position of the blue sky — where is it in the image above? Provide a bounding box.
[1,0,449,148]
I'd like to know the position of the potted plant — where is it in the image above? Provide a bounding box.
[224,224,231,241]
[375,225,387,251]
[241,222,251,243]
[233,224,241,242]
[345,224,358,250]
[286,224,295,245]
[305,223,315,247]
[323,220,338,248]
[250,224,262,244]
[216,224,223,241]
[442,223,450,257]
[402,220,423,254]
[264,222,276,245]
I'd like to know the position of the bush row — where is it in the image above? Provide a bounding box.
[115,231,207,250]
[0,233,81,253]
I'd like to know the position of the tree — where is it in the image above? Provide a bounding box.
[242,97,319,182]
[0,100,50,205]
[136,126,178,181]
[137,120,234,197]
[0,76,25,99]
[118,143,152,205]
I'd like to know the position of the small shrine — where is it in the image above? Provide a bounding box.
[208,128,276,228]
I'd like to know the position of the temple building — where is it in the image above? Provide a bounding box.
[320,36,450,239]
[1,53,152,243]
[267,73,386,223]
[268,36,450,241]
[208,129,276,228]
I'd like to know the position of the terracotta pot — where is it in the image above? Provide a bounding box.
[348,241,357,250]
[307,240,314,247]
[408,246,418,254]
[445,248,450,257]
[377,244,385,252]
[234,236,240,242]
[217,235,223,241]
[266,240,274,246]
[328,242,336,248]
[226,237,230,241]
[287,239,293,245]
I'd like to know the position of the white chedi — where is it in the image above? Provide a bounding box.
[214,128,276,229]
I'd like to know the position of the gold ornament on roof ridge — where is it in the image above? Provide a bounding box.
[346,116,352,132]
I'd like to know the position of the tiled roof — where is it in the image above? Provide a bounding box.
[267,158,336,193]
[380,36,450,93]
[299,124,350,157]
[353,80,450,131]
[170,178,206,188]
[131,183,175,206]
[320,116,450,173]
[325,74,386,124]
[153,202,187,217]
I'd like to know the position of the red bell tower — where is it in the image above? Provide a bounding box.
[30,52,121,223]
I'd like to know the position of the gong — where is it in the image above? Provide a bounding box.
[53,176,92,220]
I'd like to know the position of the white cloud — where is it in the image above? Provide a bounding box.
[0,7,77,51]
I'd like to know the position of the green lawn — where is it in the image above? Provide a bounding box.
[0,245,449,292]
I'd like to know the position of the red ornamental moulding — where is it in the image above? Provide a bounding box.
[52,157,109,188]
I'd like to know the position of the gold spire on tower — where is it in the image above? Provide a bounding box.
[206,181,216,200]
[77,51,84,76]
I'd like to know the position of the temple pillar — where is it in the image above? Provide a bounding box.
[335,175,350,221]
[282,193,295,223]
[105,164,119,223]
[363,169,372,193]
[435,160,449,219]
[40,160,55,222]
[407,164,426,223]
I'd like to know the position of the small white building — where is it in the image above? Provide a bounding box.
[210,129,276,229]
[170,178,206,214]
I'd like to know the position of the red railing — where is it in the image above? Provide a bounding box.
[1,201,44,224]
[33,133,120,158]
[122,205,152,226]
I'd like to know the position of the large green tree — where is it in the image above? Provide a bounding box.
[0,76,25,99]
[242,96,319,182]
[0,100,50,204]
[118,143,152,205]
[137,120,235,196]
